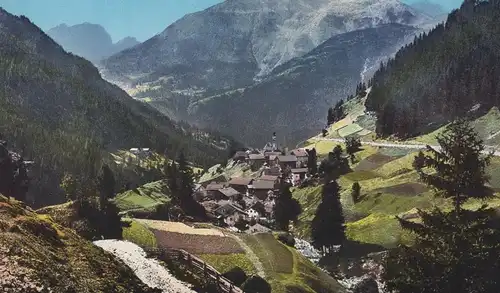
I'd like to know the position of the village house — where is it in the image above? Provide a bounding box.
[276,155,298,169]
[248,153,266,170]
[213,203,248,226]
[262,166,281,176]
[291,168,308,186]
[228,177,253,194]
[258,175,280,189]
[289,149,309,167]
[232,151,248,162]
[205,183,228,201]
[248,180,275,200]
[219,187,242,201]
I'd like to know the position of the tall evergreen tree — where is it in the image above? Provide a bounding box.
[98,164,116,206]
[383,119,500,293]
[414,119,492,213]
[311,180,346,254]
[273,182,302,231]
[345,136,362,163]
[306,148,318,175]
[351,182,361,204]
[318,145,350,181]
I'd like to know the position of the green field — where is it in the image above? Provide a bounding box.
[240,233,345,293]
[292,141,500,248]
[113,180,170,214]
[198,254,257,275]
[122,219,157,248]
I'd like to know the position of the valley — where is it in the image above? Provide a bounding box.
[2,0,500,293]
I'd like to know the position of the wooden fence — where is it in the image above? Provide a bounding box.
[144,247,245,293]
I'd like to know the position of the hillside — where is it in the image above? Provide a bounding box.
[0,194,157,293]
[47,23,140,63]
[131,219,346,293]
[0,8,229,207]
[365,0,500,139]
[292,95,500,248]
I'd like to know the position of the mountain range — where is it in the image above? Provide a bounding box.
[0,8,229,207]
[99,0,441,146]
[47,23,140,63]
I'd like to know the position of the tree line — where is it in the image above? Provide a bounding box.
[365,0,500,139]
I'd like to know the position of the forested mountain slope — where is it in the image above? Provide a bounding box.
[0,8,229,207]
[365,0,500,138]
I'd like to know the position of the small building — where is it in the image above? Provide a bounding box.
[276,155,298,169]
[228,177,254,194]
[213,203,248,226]
[262,166,281,176]
[248,154,266,170]
[199,174,228,187]
[289,149,309,167]
[232,151,248,162]
[248,180,275,200]
[291,168,308,186]
[205,183,228,201]
[219,187,242,201]
[258,175,280,189]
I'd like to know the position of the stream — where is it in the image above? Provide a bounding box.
[293,238,386,293]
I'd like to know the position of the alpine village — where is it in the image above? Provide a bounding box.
[2,1,500,293]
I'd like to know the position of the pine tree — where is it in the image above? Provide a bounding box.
[306,148,318,175]
[327,107,335,125]
[98,164,116,206]
[383,119,500,293]
[351,182,361,203]
[311,180,346,254]
[318,145,350,181]
[345,136,362,163]
[273,183,302,231]
[414,119,492,214]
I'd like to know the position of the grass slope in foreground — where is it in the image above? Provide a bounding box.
[0,194,156,293]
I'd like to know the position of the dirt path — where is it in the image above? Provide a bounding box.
[312,138,500,157]
[94,240,196,293]
[228,234,266,278]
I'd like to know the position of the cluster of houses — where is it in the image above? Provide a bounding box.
[194,147,311,232]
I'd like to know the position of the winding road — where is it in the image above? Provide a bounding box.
[305,137,500,157]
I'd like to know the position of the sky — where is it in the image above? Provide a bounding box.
[0,0,462,43]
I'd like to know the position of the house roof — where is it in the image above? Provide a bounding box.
[205,183,225,191]
[291,168,308,174]
[250,180,275,190]
[202,201,221,212]
[259,175,279,182]
[233,151,248,158]
[249,154,265,160]
[214,203,247,216]
[268,155,278,161]
[219,187,240,198]
[264,151,282,157]
[290,149,308,157]
[277,155,297,162]
[229,177,253,186]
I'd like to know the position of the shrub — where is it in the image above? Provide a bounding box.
[222,267,248,287]
[277,232,296,247]
[242,276,271,293]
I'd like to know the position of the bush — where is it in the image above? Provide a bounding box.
[277,232,296,247]
[242,276,271,293]
[222,267,248,287]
